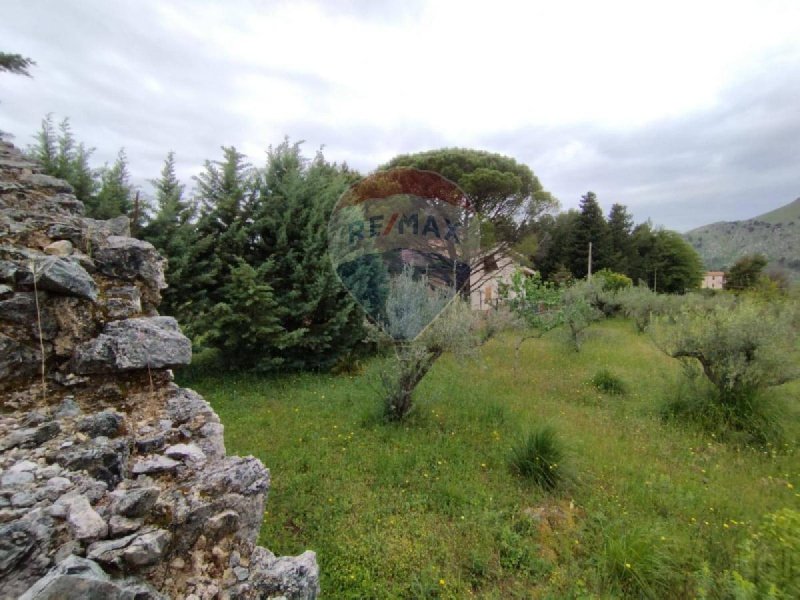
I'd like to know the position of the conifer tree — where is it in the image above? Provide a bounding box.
[141,151,195,317]
[182,146,253,339]
[248,141,364,370]
[28,115,97,208]
[607,203,634,274]
[93,149,132,219]
[569,191,610,277]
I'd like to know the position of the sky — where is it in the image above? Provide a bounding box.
[2,0,799,232]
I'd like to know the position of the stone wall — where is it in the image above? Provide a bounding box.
[0,135,319,599]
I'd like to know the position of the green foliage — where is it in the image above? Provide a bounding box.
[380,271,477,421]
[181,318,800,598]
[92,148,134,219]
[594,268,633,292]
[569,191,611,278]
[591,369,627,395]
[383,147,557,255]
[28,115,97,207]
[0,52,35,76]
[616,285,674,333]
[726,254,769,291]
[508,425,565,490]
[653,296,798,444]
[726,508,800,598]
[562,280,603,350]
[204,260,287,370]
[140,151,194,318]
[504,269,563,335]
[182,141,364,371]
[595,524,685,598]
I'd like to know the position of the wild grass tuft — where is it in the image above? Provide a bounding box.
[591,368,627,395]
[508,425,565,490]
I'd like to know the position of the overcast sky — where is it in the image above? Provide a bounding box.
[2,0,799,231]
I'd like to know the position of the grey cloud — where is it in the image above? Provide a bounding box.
[1,0,797,231]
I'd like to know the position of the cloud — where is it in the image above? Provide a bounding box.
[1,0,798,231]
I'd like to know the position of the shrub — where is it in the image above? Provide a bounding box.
[508,425,565,490]
[591,369,627,395]
[653,296,798,445]
[562,281,602,351]
[616,285,673,333]
[594,268,633,292]
[379,270,479,421]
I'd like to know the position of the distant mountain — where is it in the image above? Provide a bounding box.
[683,197,800,279]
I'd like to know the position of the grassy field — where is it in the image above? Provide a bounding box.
[179,318,799,598]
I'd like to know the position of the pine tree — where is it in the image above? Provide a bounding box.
[607,203,634,274]
[206,259,288,370]
[569,192,610,278]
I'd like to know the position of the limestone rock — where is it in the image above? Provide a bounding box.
[43,240,73,257]
[132,455,180,475]
[110,486,160,518]
[78,410,124,438]
[19,555,165,600]
[66,495,108,541]
[0,521,36,577]
[87,527,170,569]
[19,173,73,193]
[72,317,191,374]
[34,256,97,301]
[165,443,206,464]
[94,236,166,289]
[247,548,320,600]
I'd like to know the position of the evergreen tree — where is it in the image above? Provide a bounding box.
[93,149,132,219]
[0,52,36,77]
[70,143,97,205]
[141,151,195,317]
[28,115,97,208]
[30,114,57,174]
[182,146,253,339]
[569,192,610,278]
[206,259,287,369]
[247,141,364,370]
[607,203,634,274]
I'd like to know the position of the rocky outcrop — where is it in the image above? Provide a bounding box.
[0,135,319,599]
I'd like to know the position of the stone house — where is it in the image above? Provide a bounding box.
[701,271,725,289]
[469,248,534,310]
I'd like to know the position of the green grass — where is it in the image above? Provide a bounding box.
[179,318,800,598]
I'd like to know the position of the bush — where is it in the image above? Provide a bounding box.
[508,425,565,490]
[591,369,627,395]
[562,281,603,351]
[660,376,787,447]
[379,270,479,421]
[653,296,797,445]
[616,286,674,333]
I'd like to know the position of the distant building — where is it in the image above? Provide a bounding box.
[702,271,725,289]
[470,249,534,310]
